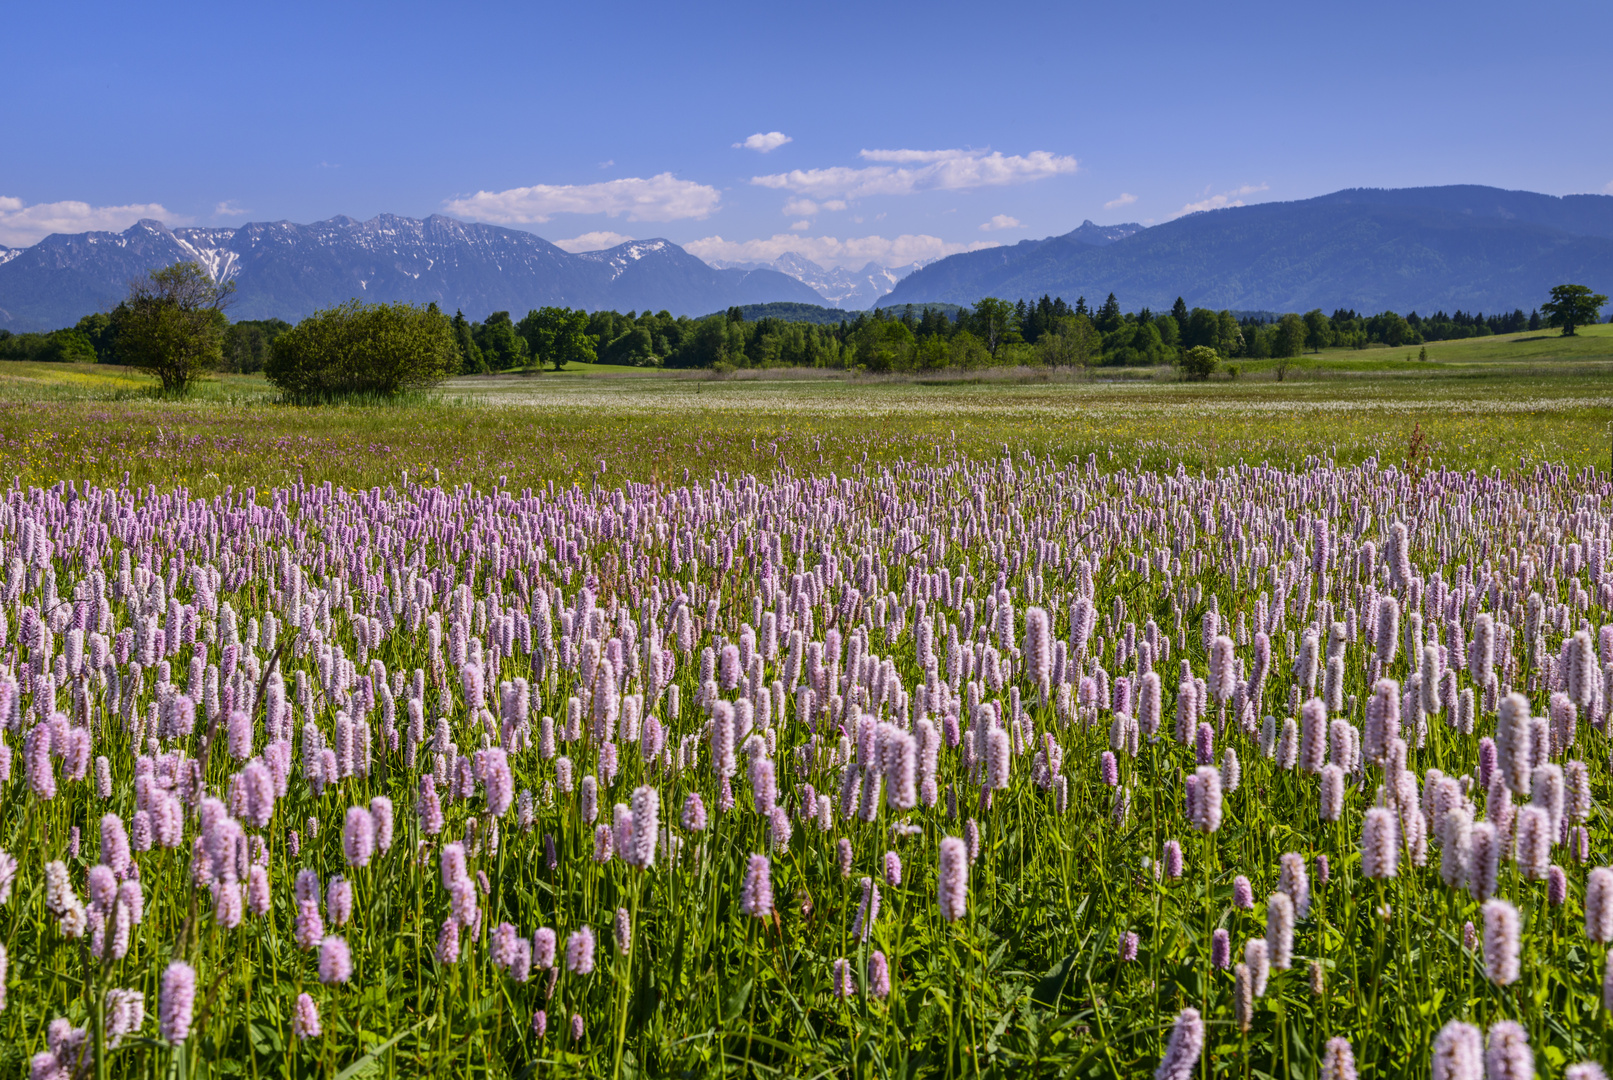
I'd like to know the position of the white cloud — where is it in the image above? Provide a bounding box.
[443,173,721,224]
[213,200,250,217]
[979,214,1020,231]
[781,196,848,218]
[552,231,636,253]
[1105,192,1138,210]
[751,148,1078,200]
[685,232,998,270]
[735,131,792,153]
[1171,183,1269,219]
[789,220,811,232]
[0,195,182,247]
[1604,179,1613,194]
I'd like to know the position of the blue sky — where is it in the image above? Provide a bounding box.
[3,0,1610,266]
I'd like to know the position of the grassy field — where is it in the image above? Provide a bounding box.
[0,324,1607,494]
[3,324,1612,1079]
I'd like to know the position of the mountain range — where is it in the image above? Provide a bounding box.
[4,185,1611,331]
[881,186,1613,313]
[0,215,823,331]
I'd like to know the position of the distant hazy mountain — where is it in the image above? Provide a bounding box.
[710,253,929,309]
[0,215,823,331]
[881,186,1613,313]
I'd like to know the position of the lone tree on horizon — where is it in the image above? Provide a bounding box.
[1540,283,1608,337]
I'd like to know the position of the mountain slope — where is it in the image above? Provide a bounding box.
[0,215,822,331]
[707,253,928,309]
[881,186,1613,313]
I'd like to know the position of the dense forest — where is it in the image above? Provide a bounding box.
[0,288,1588,375]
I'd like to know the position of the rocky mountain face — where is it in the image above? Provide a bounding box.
[0,214,823,331]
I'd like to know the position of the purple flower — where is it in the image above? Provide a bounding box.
[296,899,324,950]
[100,814,130,875]
[482,747,514,818]
[370,796,394,854]
[534,927,557,969]
[1119,931,1139,962]
[1211,928,1230,970]
[937,836,968,922]
[1232,875,1253,910]
[159,961,195,1044]
[247,865,271,917]
[293,993,321,1040]
[1266,893,1294,970]
[343,806,375,868]
[867,950,891,999]
[1279,852,1310,920]
[832,957,856,998]
[630,786,659,867]
[682,792,707,832]
[1153,1008,1204,1080]
[1320,1036,1356,1080]
[436,919,461,964]
[1163,840,1183,881]
[566,926,595,974]
[1587,868,1613,942]
[1482,899,1520,986]
[1361,808,1399,879]
[318,936,352,984]
[1483,1021,1532,1080]
[1544,863,1568,906]
[1432,1020,1483,1080]
[326,876,353,927]
[740,854,774,918]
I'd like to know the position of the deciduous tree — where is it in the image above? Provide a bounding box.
[1541,283,1607,336]
[266,300,456,398]
[112,262,234,394]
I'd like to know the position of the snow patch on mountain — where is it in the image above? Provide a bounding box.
[708,253,931,309]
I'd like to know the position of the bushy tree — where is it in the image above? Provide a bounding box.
[74,312,118,362]
[450,311,485,373]
[517,307,596,371]
[1541,283,1608,336]
[41,328,98,364]
[112,262,234,393]
[266,300,457,399]
[1273,313,1308,358]
[967,298,1020,356]
[1034,314,1099,367]
[1180,344,1219,380]
[475,311,529,370]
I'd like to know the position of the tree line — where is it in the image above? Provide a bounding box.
[0,260,1604,393]
[343,287,1613,376]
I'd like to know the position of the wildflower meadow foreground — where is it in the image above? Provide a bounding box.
[4,452,1613,1078]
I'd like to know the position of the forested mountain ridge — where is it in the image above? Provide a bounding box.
[881,185,1613,313]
